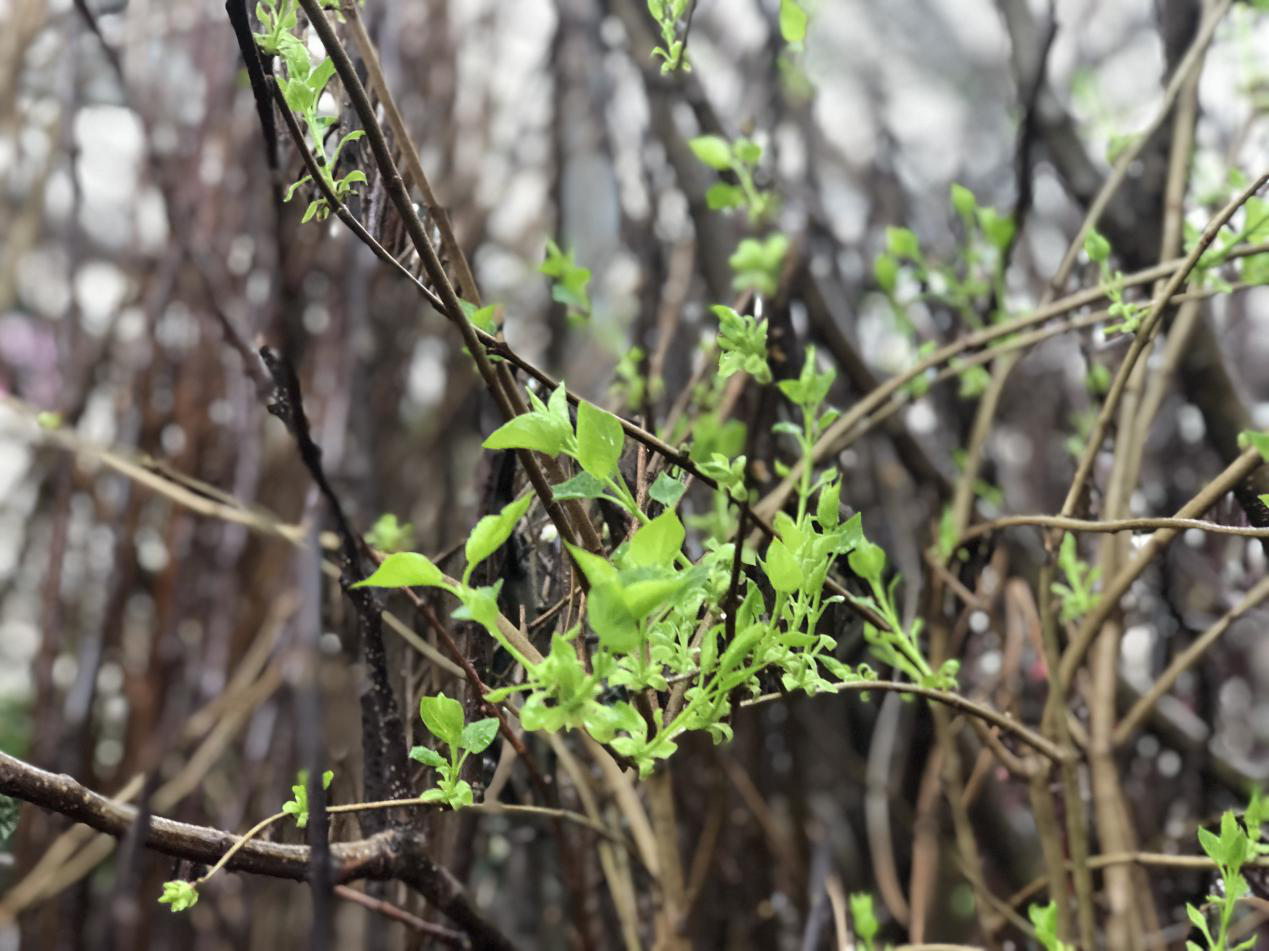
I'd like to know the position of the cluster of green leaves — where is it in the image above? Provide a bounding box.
[874,185,1014,401]
[1028,900,1073,951]
[254,0,366,223]
[1189,185,1269,288]
[729,234,790,298]
[365,512,414,553]
[158,880,199,913]
[1186,790,1266,951]
[355,365,945,775]
[1051,533,1100,625]
[540,240,592,324]
[355,492,539,674]
[848,892,883,950]
[1083,230,1146,335]
[610,345,663,413]
[711,304,771,383]
[875,183,1016,339]
[689,134,777,223]
[282,768,334,829]
[410,693,498,809]
[687,133,788,296]
[646,0,692,73]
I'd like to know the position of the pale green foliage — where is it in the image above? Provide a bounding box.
[849,892,880,950]
[1084,229,1147,335]
[282,768,334,829]
[158,880,199,913]
[411,693,498,809]
[689,134,777,223]
[254,0,366,223]
[1051,533,1100,625]
[1029,900,1073,951]
[365,513,414,553]
[778,0,808,46]
[712,305,771,383]
[875,185,1016,393]
[540,240,592,323]
[1186,790,1266,951]
[730,234,789,297]
[646,0,692,73]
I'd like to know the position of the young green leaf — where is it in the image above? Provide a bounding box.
[626,510,685,568]
[460,718,499,754]
[551,471,609,501]
[764,538,802,592]
[689,134,732,171]
[419,693,465,749]
[576,401,625,480]
[158,880,199,913]
[848,540,886,584]
[778,0,808,44]
[409,745,446,769]
[1084,229,1111,264]
[352,552,444,590]
[483,411,571,457]
[465,493,533,583]
[885,226,921,261]
[648,472,687,508]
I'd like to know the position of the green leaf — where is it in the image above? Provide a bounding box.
[706,183,745,211]
[886,226,921,261]
[1084,229,1111,264]
[465,493,533,583]
[158,880,199,913]
[778,0,808,44]
[588,584,640,653]
[729,234,789,297]
[565,543,620,589]
[648,472,687,508]
[764,538,802,592]
[1239,429,1269,461]
[689,134,732,171]
[849,893,879,943]
[283,175,312,202]
[409,745,446,768]
[301,200,322,224]
[1243,251,1269,285]
[950,183,976,226]
[626,511,685,568]
[352,552,444,589]
[732,138,762,166]
[484,410,571,457]
[977,207,1015,250]
[552,471,609,501]
[460,718,500,754]
[419,693,465,748]
[817,479,841,529]
[576,401,625,480]
[874,253,898,294]
[848,540,886,584]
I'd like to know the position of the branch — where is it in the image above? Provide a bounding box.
[0,752,518,951]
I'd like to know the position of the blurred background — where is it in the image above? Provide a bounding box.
[1,0,1268,947]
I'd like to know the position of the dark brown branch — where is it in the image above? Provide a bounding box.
[0,751,518,951]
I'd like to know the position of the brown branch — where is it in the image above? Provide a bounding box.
[0,751,518,951]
